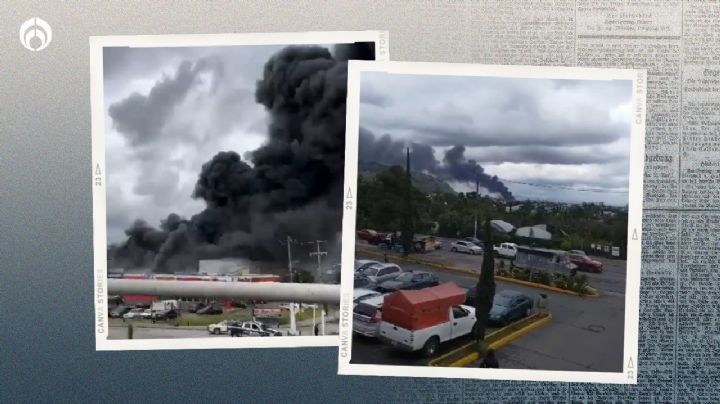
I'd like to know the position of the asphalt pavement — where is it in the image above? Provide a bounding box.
[352,241,627,372]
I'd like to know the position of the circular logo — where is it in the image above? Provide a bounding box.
[19,17,52,51]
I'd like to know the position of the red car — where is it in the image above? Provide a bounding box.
[357,229,390,245]
[568,253,603,273]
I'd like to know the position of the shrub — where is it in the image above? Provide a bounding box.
[572,274,590,295]
[536,271,551,285]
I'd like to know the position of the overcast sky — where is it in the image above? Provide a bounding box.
[359,72,634,206]
[103,44,297,244]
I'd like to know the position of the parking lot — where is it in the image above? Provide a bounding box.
[107,307,340,339]
[351,240,627,372]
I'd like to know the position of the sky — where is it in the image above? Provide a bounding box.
[358,72,634,206]
[103,44,290,244]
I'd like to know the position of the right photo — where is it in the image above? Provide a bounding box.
[339,61,646,384]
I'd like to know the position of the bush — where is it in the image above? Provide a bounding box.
[570,274,590,295]
[552,274,568,289]
[536,271,552,285]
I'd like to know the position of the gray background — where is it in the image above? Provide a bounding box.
[0,1,662,403]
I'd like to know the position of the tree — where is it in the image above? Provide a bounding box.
[473,220,496,344]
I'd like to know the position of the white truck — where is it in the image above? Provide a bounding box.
[378,305,477,357]
[150,299,180,320]
[207,320,236,335]
[494,242,518,259]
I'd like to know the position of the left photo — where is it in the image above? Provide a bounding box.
[90,31,389,350]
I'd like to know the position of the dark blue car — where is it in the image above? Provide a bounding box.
[488,290,533,326]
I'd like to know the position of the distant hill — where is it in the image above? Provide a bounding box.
[358,161,456,195]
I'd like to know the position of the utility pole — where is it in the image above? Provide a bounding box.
[474,176,479,239]
[286,236,297,336]
[308,240,327,283]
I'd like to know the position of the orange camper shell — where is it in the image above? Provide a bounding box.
[381,282,467,331]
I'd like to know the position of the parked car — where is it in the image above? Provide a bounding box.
[123,308,151,320]
[354,259,381,273]
[188,302,205,313]
[196,303,223,315]
[352,295,386,338]
[568,249,586,256]
[376,271,440,293]
[354,276,377,290]
[353,288,382,307]
[488,290,533,326]
[356,263,403,284]
[151,308,179,321]
[464,237,484,247]
[451,240,482,255]
[109,305,132,318]
[107,295,124,311]
[357,229,390,245]
[494,242,518,258]
[568,253,603,273]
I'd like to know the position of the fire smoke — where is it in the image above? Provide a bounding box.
[108,43,375,273]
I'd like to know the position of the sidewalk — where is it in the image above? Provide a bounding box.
[278,311,340,336]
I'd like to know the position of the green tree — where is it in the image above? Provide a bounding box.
[473,220,496,342]
[401,149,414,256]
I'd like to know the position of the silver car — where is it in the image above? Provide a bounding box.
[451,240,482,255]
[352,295,385,338]
[353,288,382,307]
[354,259,381,273]
[356,263,403,284]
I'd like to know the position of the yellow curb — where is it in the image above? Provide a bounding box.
[448,314,553,368]
[357,248,600,297]
[428,327,503,367]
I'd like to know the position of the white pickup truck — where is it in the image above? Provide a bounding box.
[494,242,518,259]
[378,305,477,357]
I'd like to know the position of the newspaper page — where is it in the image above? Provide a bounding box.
[371,1,716,402]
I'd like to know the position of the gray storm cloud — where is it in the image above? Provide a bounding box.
[108,58,221,146]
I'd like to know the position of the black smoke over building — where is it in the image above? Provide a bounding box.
[358,128,514,200]
[108,42,375,273]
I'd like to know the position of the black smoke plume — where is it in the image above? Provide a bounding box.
[108,42,375,273]
[358,128,514,200]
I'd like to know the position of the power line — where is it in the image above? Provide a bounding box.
[498,177,629,194]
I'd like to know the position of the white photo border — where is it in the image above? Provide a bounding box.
[91,30,389,351]
[338,60,646,384]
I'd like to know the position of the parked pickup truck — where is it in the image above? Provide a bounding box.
[207,320,238,335]
[376,283,476,357]
[379,305,476,357]
[494,242,518,259]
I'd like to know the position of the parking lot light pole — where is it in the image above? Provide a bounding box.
[287,236,297,336]
[321,308,326,336]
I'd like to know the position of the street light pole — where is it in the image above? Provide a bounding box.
[287,236,297,336]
